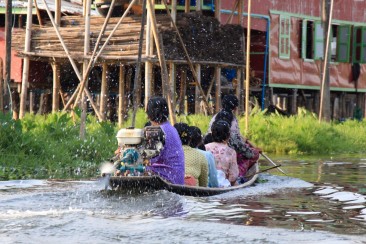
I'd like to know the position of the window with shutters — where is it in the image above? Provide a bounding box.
[301,20,324,60]
[353,26,366,63]
[279,15,291,59]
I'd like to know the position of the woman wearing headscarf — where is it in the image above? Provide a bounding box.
[207,94,260,180]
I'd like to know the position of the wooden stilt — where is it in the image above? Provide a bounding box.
[52,63,60,112]
[235,68,242,114]
[118,65,126,127]
[171,0,177,24]
[178,68,187,115]
[215,66,221,113]
[145,62,153,108]
[333,96,339,120]
[169,63,176,113]
[194,64,201,113]
[196,0,201,12]
[291,88,298,114]
[185,0,190,13]
[29,91,35,114]
[55,0,61,25]
[215,0,221,20]
[100,63,108,121]
[19,0,33,119]
[12,90,20,120]
[38,92,44,114]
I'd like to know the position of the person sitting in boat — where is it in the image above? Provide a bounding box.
[205,120,239,186]
[174,123,208,187]
[189,126,219,188]
[208,94,260,181]
[145,97,185,185]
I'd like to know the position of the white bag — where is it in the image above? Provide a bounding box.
[216,170,231,188]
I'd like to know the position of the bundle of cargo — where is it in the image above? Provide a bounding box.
[161,12,245,65]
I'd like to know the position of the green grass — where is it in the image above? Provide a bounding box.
[0,107,365,180]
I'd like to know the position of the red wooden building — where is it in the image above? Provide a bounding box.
[219,0,365,119]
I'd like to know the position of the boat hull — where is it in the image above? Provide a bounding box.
[108,162,259,197]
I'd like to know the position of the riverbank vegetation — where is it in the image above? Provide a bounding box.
[1,107,365,180]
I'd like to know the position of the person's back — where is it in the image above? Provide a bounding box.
[145,97,185,185]
[205,120,238,186]
[208,95,259,177]
[183,145,208,187]
[189,126,218,188]
[174,123,208,187]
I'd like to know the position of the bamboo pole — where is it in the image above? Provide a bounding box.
[215,66,221,113]
[171,0,177,23]
[169,1,177,113]
[236,68,242,113]
[194,64,201,113]
[169,63,176,113]
[33,0,43,26]
[40,0,103,120]
[147,0,176,124]
[225,0,239,25]
[319,0,334,122]
[245,0,252,132]
[131,0,147,128]
[80,0,91,139]
[178,68,187,115]
[51,63,60,112]
[51,0,61,113]
[162,0,212,114]
[145,0,154,108]
[29,91,34,114]
[40,0,82,84]
[100,62,108,121]
[19,0,33,119]
[4,0,12,99]
[55,0,61,24]
[70,0,120,110]
[0,58,3,113]
[238,0,243,25]
[118,65,126,127]
[206,72,215,98]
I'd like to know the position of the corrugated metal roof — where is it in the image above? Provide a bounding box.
[0,0,99,16]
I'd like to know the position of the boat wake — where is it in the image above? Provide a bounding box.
[209,173,313,199]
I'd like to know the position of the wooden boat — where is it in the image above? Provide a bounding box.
[107,162,259,197]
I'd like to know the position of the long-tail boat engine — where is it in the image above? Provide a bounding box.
[106,126,165,176]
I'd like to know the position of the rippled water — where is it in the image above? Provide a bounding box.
[0,155,365,243]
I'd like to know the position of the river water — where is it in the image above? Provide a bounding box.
[0,155,365,243]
